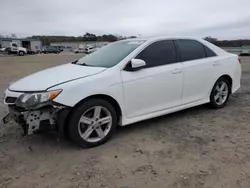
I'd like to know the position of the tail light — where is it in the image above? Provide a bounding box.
[238,56,241,64]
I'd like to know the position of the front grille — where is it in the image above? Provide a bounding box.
[5,97,17,104]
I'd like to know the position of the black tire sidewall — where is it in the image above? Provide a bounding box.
[68,99,117,147]
[19,51,24,56]
[210,77,230,108]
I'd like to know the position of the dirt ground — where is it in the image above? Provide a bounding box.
[0,54,250,188]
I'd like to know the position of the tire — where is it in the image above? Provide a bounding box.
[210,77,231,109]
[68,99,117,147]
[75,51,79,54]
[19,51,24,56]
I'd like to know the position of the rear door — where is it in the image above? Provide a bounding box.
[176,39,217,104]
[121,40,183,118]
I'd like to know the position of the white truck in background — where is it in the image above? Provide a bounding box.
[7,42,27,56]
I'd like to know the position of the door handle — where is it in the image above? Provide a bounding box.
[213,61,220,66]
[172,69,182,74]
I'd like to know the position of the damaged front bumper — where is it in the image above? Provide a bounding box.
[3,105,60,135]
[2,89,71,137]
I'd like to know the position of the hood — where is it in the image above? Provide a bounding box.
[9,63,106,91]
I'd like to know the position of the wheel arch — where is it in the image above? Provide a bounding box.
[210,74,233,97]
[75,94,122,120]
[216,74,233,93]
[61,94,122,139]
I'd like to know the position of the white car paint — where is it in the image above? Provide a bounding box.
[9,64,106,91]
[121,62,183,118]
[4,37,241,127]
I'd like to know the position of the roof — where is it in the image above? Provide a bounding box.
[123,36,203,42]
[121,36,228,56]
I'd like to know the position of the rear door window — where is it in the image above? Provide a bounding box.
[204,45,216,57]
[177,39,206,61]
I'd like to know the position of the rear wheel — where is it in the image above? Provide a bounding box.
[68,99,117,147]
[210,77,230,108]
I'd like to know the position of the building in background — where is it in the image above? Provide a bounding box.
[50,41,109,51]
[0,38,42,52]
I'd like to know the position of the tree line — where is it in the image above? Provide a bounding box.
[30,35,250,47]
[28,33,137,46]
[1,33,249,47]
[204,37,250,47]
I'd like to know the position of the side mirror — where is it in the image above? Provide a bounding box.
[125,59,146,71]
[131,59,146,69]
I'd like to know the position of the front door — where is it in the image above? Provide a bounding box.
[121,40,183,118]
[11,43,18,52]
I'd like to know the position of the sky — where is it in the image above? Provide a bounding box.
[1,0,250,40]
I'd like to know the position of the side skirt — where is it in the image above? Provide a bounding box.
[121,99,210,126]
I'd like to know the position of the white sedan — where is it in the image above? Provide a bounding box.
[0,47,6,52]
[3,37,241,147]
[85,46,98,54]
[240,49,250,56]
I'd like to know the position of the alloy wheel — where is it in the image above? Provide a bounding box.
[78,106,112,143]
[214,81,229,105]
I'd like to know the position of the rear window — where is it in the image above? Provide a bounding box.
[204,45,216,57]
[177,39,206,61]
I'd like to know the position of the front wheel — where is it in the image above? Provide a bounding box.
[210,77,230,108]
[18,51,24,56]
[68,99,117,147]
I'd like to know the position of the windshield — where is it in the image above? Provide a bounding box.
[76,40,145,68]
